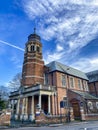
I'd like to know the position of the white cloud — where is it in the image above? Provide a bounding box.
[22,0,98,47]
[56,44,64,52]
[22,0,98,71]
[44,51,65,64]
[71,56,98,72]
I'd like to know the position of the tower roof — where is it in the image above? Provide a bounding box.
[28,28,41,42]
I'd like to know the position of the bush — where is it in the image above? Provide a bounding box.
[0,100,6,110]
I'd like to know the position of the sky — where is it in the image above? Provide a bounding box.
[0,0,98,89]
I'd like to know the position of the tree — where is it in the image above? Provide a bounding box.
[0,100,6,110]
[0,86,9,100]
[0,86,9,110]
[8,72,22,92]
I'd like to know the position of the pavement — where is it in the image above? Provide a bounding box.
[0,120,98,129]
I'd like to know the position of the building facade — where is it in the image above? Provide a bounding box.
[87,70,98,97]
[9,30,98,121]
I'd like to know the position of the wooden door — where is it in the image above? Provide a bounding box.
[72,103,81,120]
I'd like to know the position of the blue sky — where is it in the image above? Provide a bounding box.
[0,0,98,88]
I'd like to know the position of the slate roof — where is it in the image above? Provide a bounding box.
[72,90,98,100]
[86,70,98,83]
[46,61,88,80]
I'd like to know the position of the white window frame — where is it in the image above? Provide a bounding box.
[78,79,83,90]
[70,77,74,88]
[61,75,66,87]
[84,81,89,91]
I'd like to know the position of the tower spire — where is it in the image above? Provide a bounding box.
[34,27,36,34]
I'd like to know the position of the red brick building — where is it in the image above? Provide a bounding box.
[9,30,98,121]
[87,70,98,97]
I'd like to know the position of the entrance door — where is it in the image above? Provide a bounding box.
[72,103,81,120]
[42,95,48,114]
[28,96,32,115]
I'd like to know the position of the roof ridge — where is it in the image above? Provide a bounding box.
[55,61,86,74]
[46,61,88,80]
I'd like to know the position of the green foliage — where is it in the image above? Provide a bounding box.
[0,100,6,110]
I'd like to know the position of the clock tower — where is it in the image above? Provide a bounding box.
[21,28,44,87]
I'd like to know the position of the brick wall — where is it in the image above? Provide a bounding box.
[85,114,98,120]
[49,71,88,115]
[35,110,67,125]
[21,58,44,86]
[88,82,98,96]
[0,109,11,126]
[35,108,74,125]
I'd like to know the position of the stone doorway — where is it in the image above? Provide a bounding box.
[34,95,48,114]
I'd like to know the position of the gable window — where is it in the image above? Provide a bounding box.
[61,75,66,87]
[78,79,82,90]
[70,77,74,88]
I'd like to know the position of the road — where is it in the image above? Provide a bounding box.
[1,121,98,130]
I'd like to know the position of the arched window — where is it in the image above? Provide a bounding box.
[36,46,40,52]
[88,101,93,109]
[31,45,35,51]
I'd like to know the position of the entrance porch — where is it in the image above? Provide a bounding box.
[9,84,56,121]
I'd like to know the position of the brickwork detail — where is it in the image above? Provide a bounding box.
[35,110,67,125]
[35,107,74,125]
[21,32,44,87]
[85,114,98,120]
[0,109,11,126]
